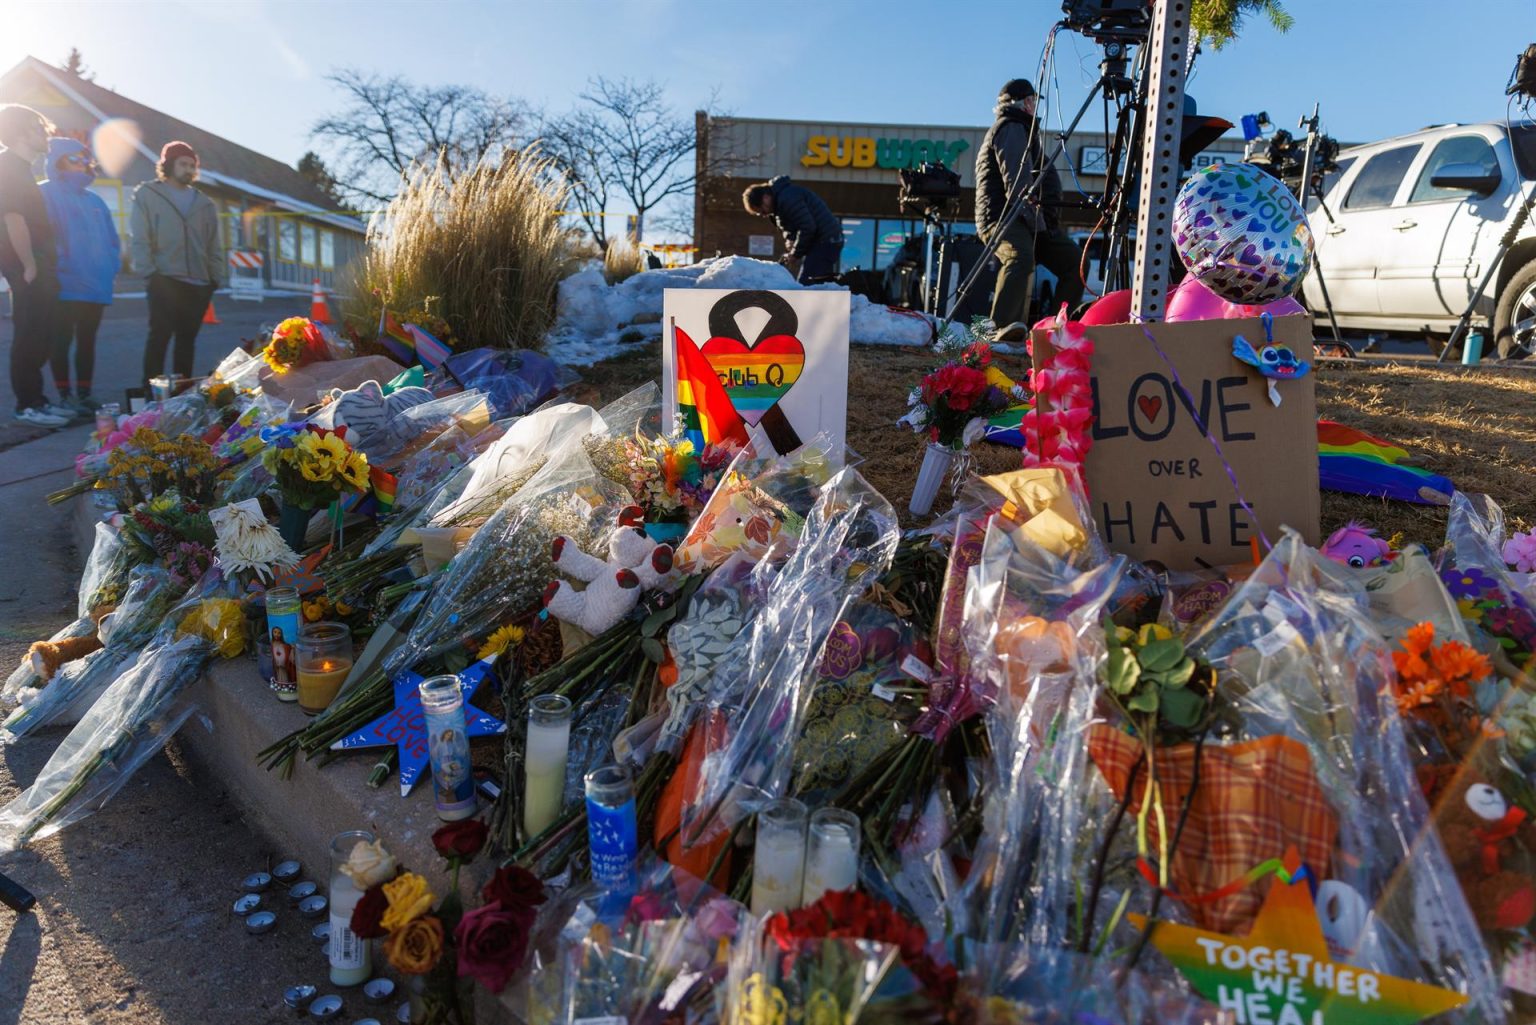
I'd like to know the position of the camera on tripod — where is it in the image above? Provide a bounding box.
[898,162,962,213]
[1242,116,1339,197]
[1510,43,1536,100]
[1060,0,1150,44]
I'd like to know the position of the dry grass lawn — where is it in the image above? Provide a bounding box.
[577,343,1536,549]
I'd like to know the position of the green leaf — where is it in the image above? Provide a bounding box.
[640,637,665,664]
[640,606,675,637]
[1160,687,1205,729]
[1137,638,1185,673]
[1127,688,1160,713]
[1103,645,1141,695]
[1154,659,1197,689]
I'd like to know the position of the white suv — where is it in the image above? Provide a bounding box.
[1303,121,1536,357]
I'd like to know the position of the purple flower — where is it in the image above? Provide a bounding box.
[1442,565,1497,600]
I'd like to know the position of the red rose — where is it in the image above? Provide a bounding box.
[350,883,389,940]
[432,819,489,862]
[454,902,532,994]
[481,865,547,922]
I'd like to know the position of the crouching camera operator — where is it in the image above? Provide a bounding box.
[975,78,1085,338]
[742,175,843,284]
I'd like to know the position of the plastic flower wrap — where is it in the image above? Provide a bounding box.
[3,523,132,703]
[899,340,1016,450]
[683,466,899,847]
[1438,493,1536,671]
[174,597,246,658]
[1505,529,1536,576]
[1049,532,1504,1021]
[101,426,227,510]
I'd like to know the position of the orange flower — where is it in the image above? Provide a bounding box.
[1429,640,1491,689]
[1394,677,1443,715]
[1392,648,1430,681]
[1401,621,1436,656]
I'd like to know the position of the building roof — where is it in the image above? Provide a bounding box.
[1,56,350,217]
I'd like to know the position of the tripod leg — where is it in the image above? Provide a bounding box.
[1309,257,1350,352]
[0,870,37,913]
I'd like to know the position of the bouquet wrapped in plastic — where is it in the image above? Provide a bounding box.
[1439,493,1536,674]
[0,568,246,850]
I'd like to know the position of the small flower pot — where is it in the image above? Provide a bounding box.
[909,442,957,517]
[278,501,313,553]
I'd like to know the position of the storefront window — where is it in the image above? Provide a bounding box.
[874,219,919,270]
[278,220,297,262]
[840,218,875,271]
[319,230,335,270]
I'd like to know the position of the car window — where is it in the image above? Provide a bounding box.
[1308,155,1356,213]
[1343,145,1421,210]
[1512,124,1536,181]
[1409,135,1499,203]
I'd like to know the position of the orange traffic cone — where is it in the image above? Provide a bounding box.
[202,298,221,325]
[309,279,332,324]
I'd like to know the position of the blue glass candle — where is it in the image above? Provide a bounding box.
[584,765,637,891]
[419,675,476,821]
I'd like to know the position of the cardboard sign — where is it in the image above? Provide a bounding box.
[1033,315,1319,570]
[662,288,849,462]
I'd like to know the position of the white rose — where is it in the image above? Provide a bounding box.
[340,838,396,889]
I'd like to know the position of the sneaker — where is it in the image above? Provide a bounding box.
[992,321,1032,342]
[42,402,79,421]
[14,407,69,428]
[70,394,101,415]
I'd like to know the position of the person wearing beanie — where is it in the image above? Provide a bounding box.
[41,138,120,412]
[128,140,227,388]
[974,79,1085,339]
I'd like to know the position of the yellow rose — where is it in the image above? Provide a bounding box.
[383,915,443,975]
[381,872,435,931]
[1136,623,1174,646]
[339,838,397,889]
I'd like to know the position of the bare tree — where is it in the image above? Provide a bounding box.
[543,78,722,248]
[311,69,533,204]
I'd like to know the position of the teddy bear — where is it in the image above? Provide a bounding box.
[27,603,117,682]
[542,506,677,636]
[1430,770,1536,933]
[310,380,434,459]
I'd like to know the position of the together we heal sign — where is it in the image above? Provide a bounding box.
[1034,315,1319,570]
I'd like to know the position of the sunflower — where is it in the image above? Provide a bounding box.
[476,623,526,660]
[340,453,370,491]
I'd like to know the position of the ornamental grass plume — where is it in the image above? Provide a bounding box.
[344,147,583,349]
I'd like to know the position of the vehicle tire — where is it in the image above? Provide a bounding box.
[1493,260,1536,359]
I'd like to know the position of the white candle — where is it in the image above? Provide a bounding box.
[329,833,373,987]
[801,808,860,907]
[752,798,808,916]
[524,695,572,839]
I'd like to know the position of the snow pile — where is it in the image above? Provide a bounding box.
[544,255,936,366]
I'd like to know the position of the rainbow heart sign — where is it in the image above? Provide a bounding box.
[663,287,849,462]
[700,333,805,425]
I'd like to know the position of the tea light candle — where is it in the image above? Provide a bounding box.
[297,622,353,716]
[751,798,808,916]
[524,695,572,839]
[801,808,860,906]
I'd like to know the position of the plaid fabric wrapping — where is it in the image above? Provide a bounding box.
[1087,725,1338,934]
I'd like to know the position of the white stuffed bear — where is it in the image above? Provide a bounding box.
[543,506,677,635]
[311,380,434,458]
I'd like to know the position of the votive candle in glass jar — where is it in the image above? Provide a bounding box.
[419,675,476,821]
[524,694,572,840]
[751,797,808,916]
[585,765,637,892]
[328,830,374,986]
[264,586,301,702]
[297,622,352,716]
[801,807,861,906]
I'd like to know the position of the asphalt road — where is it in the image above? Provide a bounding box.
[0,290,318,452]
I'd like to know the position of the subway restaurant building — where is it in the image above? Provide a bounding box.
[692,113,1249,273]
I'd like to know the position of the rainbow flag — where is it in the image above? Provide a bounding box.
[370,465,397,512]
[379,311,416,365]
[674,323,748,449]
[403,323,451,369]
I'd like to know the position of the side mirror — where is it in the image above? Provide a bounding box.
[1429,162,1501,196]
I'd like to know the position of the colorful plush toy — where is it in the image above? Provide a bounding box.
[1430,771,1536,932]
[27,603,116,682]
[543,506,678,635]
[1320,521,1394,568]
[310,380,434,458]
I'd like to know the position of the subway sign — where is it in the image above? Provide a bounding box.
[801,135,971,170]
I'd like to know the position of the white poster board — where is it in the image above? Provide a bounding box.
[661,288,849,462]
[748,234,776,257]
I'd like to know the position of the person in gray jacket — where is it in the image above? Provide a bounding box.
[975,78,1083,338]
[129,140,226,388]
[742,175,843,283]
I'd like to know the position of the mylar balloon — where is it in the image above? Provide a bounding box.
[1172,161,1314,305]
[1080,289,1133,325]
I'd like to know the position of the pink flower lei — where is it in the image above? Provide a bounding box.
[1022,309,1095,491]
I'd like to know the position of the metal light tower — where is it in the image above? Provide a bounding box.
[1130,0,1190,322]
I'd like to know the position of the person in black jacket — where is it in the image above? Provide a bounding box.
[974,78,1085,337]
[742,175,843,284]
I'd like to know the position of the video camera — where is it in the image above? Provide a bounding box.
[1060,0,1151,44]
[898,162,962,210]
[1242,118,1339,197]
[1510,43,1536,100]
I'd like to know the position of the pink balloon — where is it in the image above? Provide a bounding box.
[1165,276,1230,322]
[1080,289,1132,325]
[1224,295,1307,319]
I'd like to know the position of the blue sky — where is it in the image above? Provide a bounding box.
[4,0,1532,216]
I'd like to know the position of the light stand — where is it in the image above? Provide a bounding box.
[1295,104,1352,355]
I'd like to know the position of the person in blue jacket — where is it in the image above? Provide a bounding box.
[742,175,843,284]
[41,137,119,411]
